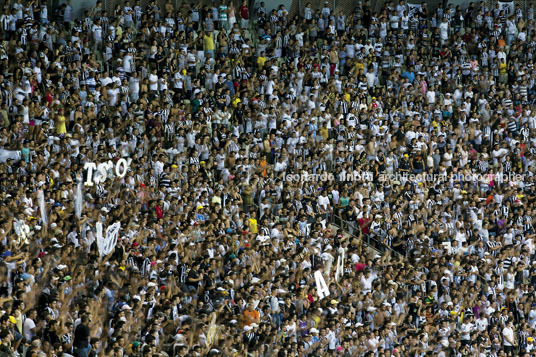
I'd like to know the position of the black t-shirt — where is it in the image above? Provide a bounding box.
[399,158,411,170]
[204,275,215,290]
[377,156,386,172]
[408,302,418,318]
[412,157,424,170]
[187,269,200,287]
[44,328,60,345]
[345,205,357,220]
[73,323,90,348]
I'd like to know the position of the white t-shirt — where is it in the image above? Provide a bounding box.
[361,275,373,292]
[439,22,449,40]
[129,77,140,94]
[123,54,134,73]
[149,73,159,91]
[23,317,36,341]
[475,317,488,332]
[92,24,102,41]
[528,309,536,327]
[460,322,474,340]
[390,15,399,29]
[426,90,436,104]
[502,326,514,346]
[318,195,330,210]
[107,87,119,106]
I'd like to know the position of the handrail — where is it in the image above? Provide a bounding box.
[247,197,402,259]
[330,214,493,288]
[247,198,397,254]
[329,213,406,259]
[248,200,489,289]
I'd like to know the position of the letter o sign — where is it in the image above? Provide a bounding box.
[115,158,129,178]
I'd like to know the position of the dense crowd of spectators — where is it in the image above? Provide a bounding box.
[2,0,536,356]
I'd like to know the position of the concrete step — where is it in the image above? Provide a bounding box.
[328,224,384,259]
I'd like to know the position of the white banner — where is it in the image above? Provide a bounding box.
[75,180,83,219]
[498,1,514,16]
[14,219,30,245]
[0,149,20,163]
[96,222,121,256]
[335,248,346,282]
[37,190,48,226]
[407,3,422,17]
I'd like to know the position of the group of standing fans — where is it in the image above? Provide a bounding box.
[2,0,536,356]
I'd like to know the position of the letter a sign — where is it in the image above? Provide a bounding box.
[314,270,330,300]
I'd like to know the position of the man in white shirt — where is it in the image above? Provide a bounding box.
[269,289,282,329]
[360,270,374,294]
[149,70,159,92]
[23,309,38,342]
[91,19,103,46]
[528,304,536,329]
[317,192,331,219]
[460,314,474,346]
[390,14,399,30]
[439,17,449,44]
[123,1,134,27]
[129,72,140,102]
[396,1,406,17]
[123,53,134,74]
[475,313,489,332]
[63,1,72,23]
[327,328,338,352]
[502,320,515,353]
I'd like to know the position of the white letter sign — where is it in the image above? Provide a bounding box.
[95,163,110,184]
[314,270,330,300]
[84,163,97,186]
[84,159,131,186]
[115,158,132,178]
